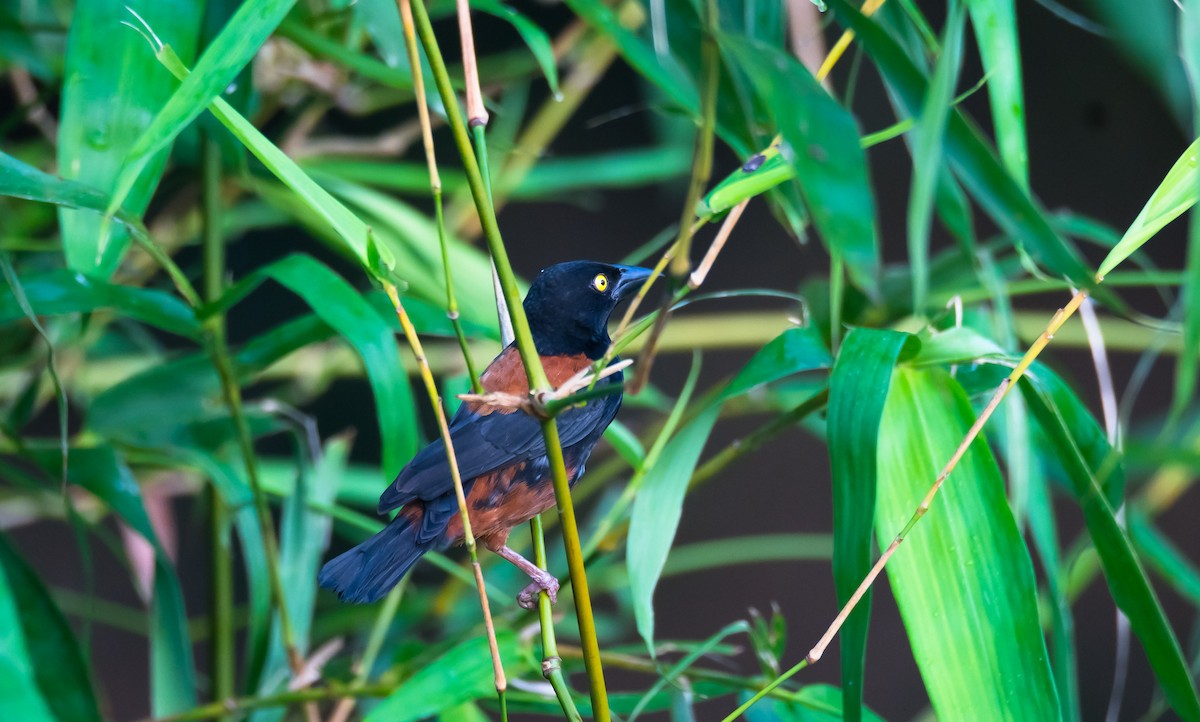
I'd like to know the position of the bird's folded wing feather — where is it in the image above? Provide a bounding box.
[377,387,621,513]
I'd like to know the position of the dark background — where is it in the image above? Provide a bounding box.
[11,1,1199,720]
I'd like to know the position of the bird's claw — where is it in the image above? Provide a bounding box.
[517,575,559,609]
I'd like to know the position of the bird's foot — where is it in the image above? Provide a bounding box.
[517,572,560,609]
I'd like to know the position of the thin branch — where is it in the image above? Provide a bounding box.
[382,281,507,699]
[408,3,611,717]
[397,0,481,391]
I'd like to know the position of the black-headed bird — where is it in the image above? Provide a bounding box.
[319,261,655,606]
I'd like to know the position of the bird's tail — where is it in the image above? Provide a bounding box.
[318,508,432,604]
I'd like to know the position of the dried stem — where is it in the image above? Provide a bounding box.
[382,282,507,698]
[398,0,481,390]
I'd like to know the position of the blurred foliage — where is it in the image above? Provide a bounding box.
[1,0,1200,721]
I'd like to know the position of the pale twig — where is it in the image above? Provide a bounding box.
[458,360,632,417]
[383,281,507,699]
[689,199,748,289]
[457,0,488,128]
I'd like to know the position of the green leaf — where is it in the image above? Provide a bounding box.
[907,1,965,313]
[57,0,202,276]
[0,269,200,338]
[723,35,880,297]
[831,0,1097,294]
[723,326,833,399]
[967,0,1028,189]
[252,436,349,721]
[1178,1,1200,425]
[30,447,197,716]
[1129,511,1200,608]
[0,547,57,722]
[470,0,560,96]
[1097,136,1200,281]
[365,633,517,722]
[828,328,915,722]
[213,254,418,475]
[140,41,389,272]
[910,326,1008,367]
[1020,372,1200,720]
[110,0,297,221]
[628,355,716,654]
[0,535,102,722]
[742,684,887,722]
[560,0,698,115]
[877,367,1059,720]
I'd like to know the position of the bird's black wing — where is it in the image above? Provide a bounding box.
[377,383,622,513]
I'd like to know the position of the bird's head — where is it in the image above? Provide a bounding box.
[522,261,658,359]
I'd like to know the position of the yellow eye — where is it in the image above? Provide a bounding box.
[592,273,608,292]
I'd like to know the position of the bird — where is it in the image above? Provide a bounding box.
[319,260,656,606]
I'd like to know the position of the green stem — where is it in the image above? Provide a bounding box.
[136,683,393,722]
[530,515,583,721]
[409,3,611,718]
[201,135,235,717]
[435,185,481,391]
[205,330,300,671]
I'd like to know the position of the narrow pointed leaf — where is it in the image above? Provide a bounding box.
[109,0,297,217]
[878,367,1059,719]
[723,35,880,297]
[907,1,965,313]
[0,549,56,722]
[213,254,418,475]
[1021,371,1200,720]
[0,535,102,722]
[831,0,1097,294]
[967,0,1028,189]
[57,0,202,276]
[828,328,915,721]
[365,633,517,722]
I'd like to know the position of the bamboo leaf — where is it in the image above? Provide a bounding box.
[0,269,200,338]
[0,534,102,722]
[251,436,349,721]
[878,367,1059,719]
[1020,371,1200,720]
[907,1,965,313]
[831,0,1097,295]
[141,41,390,272]
[365,633,518,722]
[1097,136,1200,281]
[471,0,560,96]
[30,447,197,715]
[0,545,57,722]
[828,328,915,721]
[967,0,1028,189]
[109,0,297,221]
[56,0,202,276]
[629,355,715,654]
[212,254,419,475]
[723,325,833,399]
[723,35,880,297]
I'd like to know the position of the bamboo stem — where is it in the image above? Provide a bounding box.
[382,282,507,699]
[408,3,611,718]
[201,135,235,721]
[397,0,481,391]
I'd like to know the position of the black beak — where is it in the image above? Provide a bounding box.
[611,265,659,301]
